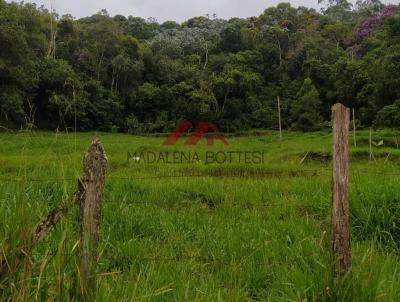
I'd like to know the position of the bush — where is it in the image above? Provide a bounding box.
[375,100,400,128]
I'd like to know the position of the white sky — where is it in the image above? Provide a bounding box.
[6,0,400,23]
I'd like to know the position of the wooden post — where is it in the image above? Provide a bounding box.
[369,128,373,161]
[77,139,107,301]
[0,207,67,279]
[331,103,351,280]
[352,108,356,147]
[277,96,282,141]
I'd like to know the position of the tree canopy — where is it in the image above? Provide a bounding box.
[1,0,399,132]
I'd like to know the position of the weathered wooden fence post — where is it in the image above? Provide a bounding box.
[277,95,282,141]
[369,128,373,161]
[77,139,107,301]
[331,103,351,280]
[352,108,356,147]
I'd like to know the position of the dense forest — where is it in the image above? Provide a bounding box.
[0,0,400,133]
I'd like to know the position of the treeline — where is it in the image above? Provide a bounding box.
[1,0,400,133]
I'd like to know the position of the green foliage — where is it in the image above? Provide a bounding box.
[1,1,400,131]
[290,78,323,131]
[0,88,24,123]
[375,100,400,127]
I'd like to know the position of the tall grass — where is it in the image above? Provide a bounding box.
[0,130,399,301]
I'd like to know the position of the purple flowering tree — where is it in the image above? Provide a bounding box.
[354,5,397,39]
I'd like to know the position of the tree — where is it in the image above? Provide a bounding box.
[375,100,400,128]
[124,16,159,40]
[36,57,87,129]
[1,0,400,132]
[290,78,322,131]
[320,0,354,22]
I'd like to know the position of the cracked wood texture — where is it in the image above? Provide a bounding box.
[77,139,107,301]
[331,103,351,279]
[32,207,67,245]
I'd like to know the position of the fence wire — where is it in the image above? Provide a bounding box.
[0,167,400,184]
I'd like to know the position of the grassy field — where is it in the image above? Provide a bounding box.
[1,130,400,301]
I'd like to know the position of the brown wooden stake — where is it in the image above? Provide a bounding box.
[331,103,351,280]
[76,139,107,301]
[277,96,282,141]
[352,108,356,147]
[32,207,67,245]
[369,128,373,161]
[0,207,68,280]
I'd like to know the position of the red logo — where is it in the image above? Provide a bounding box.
[163,122,229,146]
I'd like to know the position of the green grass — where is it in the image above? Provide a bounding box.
[1,130,400,301]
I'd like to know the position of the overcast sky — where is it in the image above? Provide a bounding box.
[6,0,400,23]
